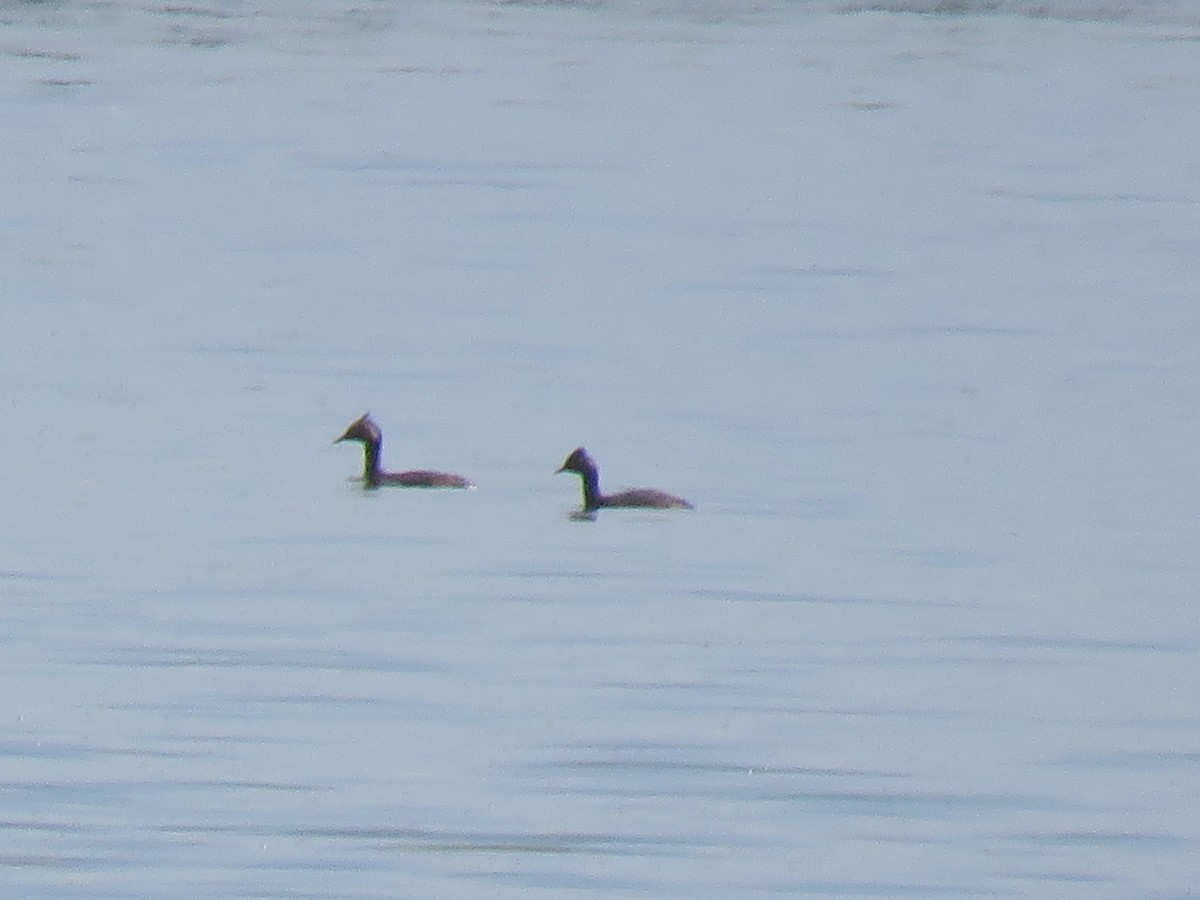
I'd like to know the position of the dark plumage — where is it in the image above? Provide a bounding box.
[335,413,472,489]
[556,446,693,512]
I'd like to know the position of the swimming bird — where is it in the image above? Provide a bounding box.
[335,413,473,489]
[556,446,692,512]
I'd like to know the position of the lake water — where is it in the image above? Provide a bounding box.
[2,1,1199,897]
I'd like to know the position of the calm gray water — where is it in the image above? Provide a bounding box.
[3,1,1199,897]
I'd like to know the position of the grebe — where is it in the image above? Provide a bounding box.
[335,413,472,489]
[556,446,692,512]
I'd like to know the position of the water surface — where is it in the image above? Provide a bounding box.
[2,1,1198,897]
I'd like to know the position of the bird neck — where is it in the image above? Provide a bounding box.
[362,440,383,487]
[578,466,602,510]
